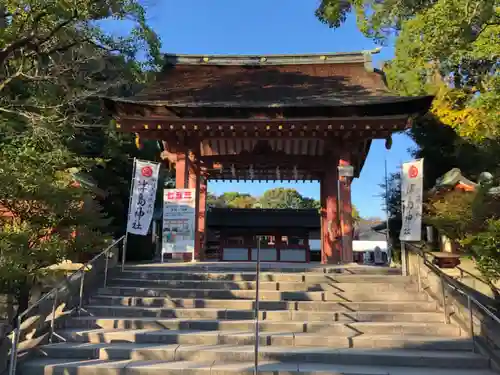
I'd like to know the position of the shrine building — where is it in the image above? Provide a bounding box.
[205,208,321,262]
[104,50,433,264]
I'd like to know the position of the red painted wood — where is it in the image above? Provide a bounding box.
[320,159,342,264]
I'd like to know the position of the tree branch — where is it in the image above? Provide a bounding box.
[0,11,48,65]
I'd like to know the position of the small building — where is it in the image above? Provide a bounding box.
[353,221,388,265]
[205,208,320,262]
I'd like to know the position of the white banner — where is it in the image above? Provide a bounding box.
[400,159,424,241]
[162,189,196,253]
[126,160,160,236]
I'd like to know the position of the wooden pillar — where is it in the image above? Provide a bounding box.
[320,162,341,264]
[339,157,354,263]
[175,151,189,189]
[194,168,207,261]
[175,150,194,262]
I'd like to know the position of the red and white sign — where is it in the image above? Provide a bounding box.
[126,160,161,236]
[162,188,196,254]
[400,159,424,241]
[408,165,419,179]
[165,190,193,201]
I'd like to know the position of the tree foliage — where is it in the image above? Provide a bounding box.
[320,0,500,280]
[207,188,361,224]
[0,0,161,313]
[317,0,500,145]
[258,188,319,209]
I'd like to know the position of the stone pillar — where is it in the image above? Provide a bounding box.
[339,157,354,263]
[320,163,341,264]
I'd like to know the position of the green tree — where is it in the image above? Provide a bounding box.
[258,188,317,209]
[316,0,500,144]
[0,0,161,313]
[351,205,361,224]
[0,140,110,311]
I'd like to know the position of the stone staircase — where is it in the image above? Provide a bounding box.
[20,263,497,375]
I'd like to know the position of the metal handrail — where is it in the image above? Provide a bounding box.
[419,247,500,295]
[412,244,500,304]
[405,242,500,354]
[7,235,125,375]
[455,265,500,295]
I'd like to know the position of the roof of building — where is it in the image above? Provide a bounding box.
[206,207,320,230]
[433,168,477,192]
[103,51,433,115]
[356,221,387,241]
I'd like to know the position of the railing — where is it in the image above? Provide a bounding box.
[455,265,500,297]
[7,235,126,375]
[404,242,500,354]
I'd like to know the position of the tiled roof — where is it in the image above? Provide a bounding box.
[106,52,433,111]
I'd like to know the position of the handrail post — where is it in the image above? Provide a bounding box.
[254,236,261,375]
[416,253,422,292]
[440,273,450,324]
[8,315,21,375]
[103,248,110,288]
[468,295,476,352]
[401,242,407,276]
[49,288,58,343]
[121,233,128,272]
[78,270,85,316]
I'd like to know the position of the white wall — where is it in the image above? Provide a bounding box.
[353,240,388,253]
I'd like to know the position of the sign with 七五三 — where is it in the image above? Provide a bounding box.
[162,189,196,254]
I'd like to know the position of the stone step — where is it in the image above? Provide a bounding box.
[84,305,446,323]
[97,286,429,301]
[89,295,439,312]
[119,264,402,275]
[114,270,407,282]
[20,358,497,375]
[62,317,462,336]
[60,328,472,351]
[38,343,488,369]
[107,278,417,292]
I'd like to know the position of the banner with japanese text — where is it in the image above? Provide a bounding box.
[400,158,424,241]
[126,159,160,236]
[162,189,196,253]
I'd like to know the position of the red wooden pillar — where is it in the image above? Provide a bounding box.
[320,162,341,264]
[194,168,207,261]
[175,151,188,189]
[175,151,195,262]
[339,157,354,263]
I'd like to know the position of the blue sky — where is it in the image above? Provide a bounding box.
[106,0,415,218]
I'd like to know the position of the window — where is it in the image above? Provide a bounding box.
[226,236,245,246]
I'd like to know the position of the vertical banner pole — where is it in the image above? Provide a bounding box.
[122,157,137,271]
[401,241,407,276]
[384,157,391,265]
[254,235,261,375]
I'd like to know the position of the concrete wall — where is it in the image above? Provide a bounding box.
[406,249,500,371]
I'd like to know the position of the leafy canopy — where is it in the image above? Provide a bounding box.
[207,188,361,223]
[0,0,161,311]
[317,0,500,143]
